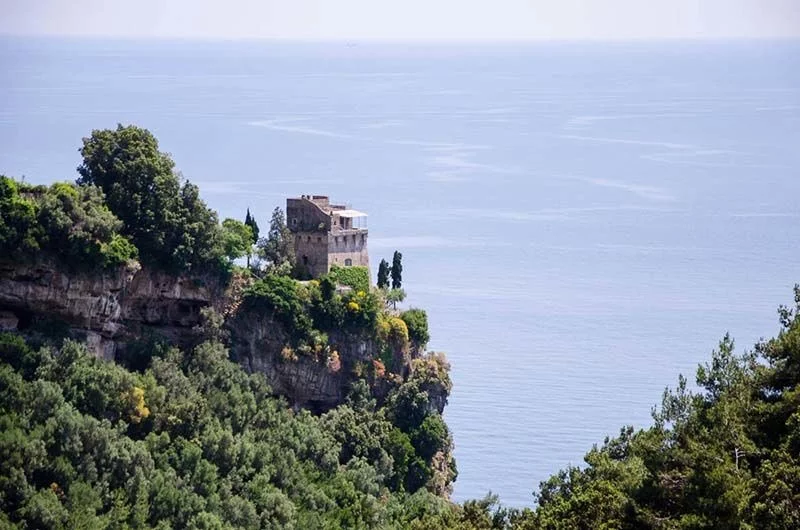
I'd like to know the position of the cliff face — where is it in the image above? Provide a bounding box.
[227,307,410,411]
[0,259,217,359]
[0,259,433,413]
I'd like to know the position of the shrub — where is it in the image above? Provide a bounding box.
[0,176,41,254]
[328,265,370,292]
[411,414,449,461]
[389,317,410,347]
[0,177,137,270]
[242,275,313,342]
[401,309,430,349]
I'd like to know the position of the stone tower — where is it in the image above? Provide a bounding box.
[286,195,369,278]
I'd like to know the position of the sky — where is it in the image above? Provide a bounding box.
[1,0,799,40]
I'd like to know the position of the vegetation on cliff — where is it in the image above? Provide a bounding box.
[0,333,460,529]
[0,125,461,528]
[0,176,137,270]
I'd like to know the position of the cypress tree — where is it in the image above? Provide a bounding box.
[377,259,390,289]
[391,251,403,290]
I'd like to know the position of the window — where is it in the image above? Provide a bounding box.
[344,259,353,266]
[292,218,297,226]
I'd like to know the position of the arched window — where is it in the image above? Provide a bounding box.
[344,258,353,267]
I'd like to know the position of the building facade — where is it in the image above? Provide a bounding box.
[286,195,369,278]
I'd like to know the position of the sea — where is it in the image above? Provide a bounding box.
[1,37,798,506]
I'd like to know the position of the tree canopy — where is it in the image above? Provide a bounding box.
[0,177,137,269]
[77,124,224,273]
[257,207,293,276]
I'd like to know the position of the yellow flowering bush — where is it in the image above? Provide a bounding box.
[122,386,150,424]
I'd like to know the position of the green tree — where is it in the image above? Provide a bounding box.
[1,177,137,269]
[377,259,390,289]
[244,208,259,244]
[0,176,40,254]
[386,288,406,310]
[258,207,293,275]
[77,124,223,272]
[220,218,253,261]
[401,309,430,350]
[244,208,260,267]
[391,251,403,290]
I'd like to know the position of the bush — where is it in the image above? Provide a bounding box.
[412,414,449,461]
[242,275,313,342]
[328,265,370,292]
[0,176,40,254]
[401,309,430,349]
[0,177,137,270]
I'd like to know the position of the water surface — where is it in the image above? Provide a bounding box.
[1,38,798,506]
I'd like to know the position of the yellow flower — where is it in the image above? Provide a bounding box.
[347,301,360,311]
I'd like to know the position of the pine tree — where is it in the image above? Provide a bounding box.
[391,251,403,290]
[377,259,390,289]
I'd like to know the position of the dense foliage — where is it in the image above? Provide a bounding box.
[328,265,370,293]
[77,125,226,273]
[401,309,430,351]
[256,207,293,276]
[0,177,137,269]
[241,272,384,352]
[0,333,462,529]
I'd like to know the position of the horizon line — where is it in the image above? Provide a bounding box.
[2,33,800,44]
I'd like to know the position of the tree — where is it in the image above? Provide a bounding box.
[244,208,259,244]
[76,124,223,272]
[220,218,253,262]
[243,209,259,267]
[386,288,406,310]
[257,207,293,275]
[391,251,403,290]
[377,259,390,289]
[0,175,41,254]
[401,309,430,350]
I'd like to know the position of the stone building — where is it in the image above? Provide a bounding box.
[286,195,369,278]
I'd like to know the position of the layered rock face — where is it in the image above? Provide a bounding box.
[0,259,218,359]
[227,307,408,411]
[0,260,433,413]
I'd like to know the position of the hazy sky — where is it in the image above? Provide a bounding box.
[2,0,799,40]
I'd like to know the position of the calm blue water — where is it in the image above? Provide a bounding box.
[2,38,798,506]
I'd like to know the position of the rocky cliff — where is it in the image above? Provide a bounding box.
[0,259,219,359]
[0,259,443,414]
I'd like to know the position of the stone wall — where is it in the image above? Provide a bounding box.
[328,230,370,271]
[286,197,331,232]
[293,232,330,278]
